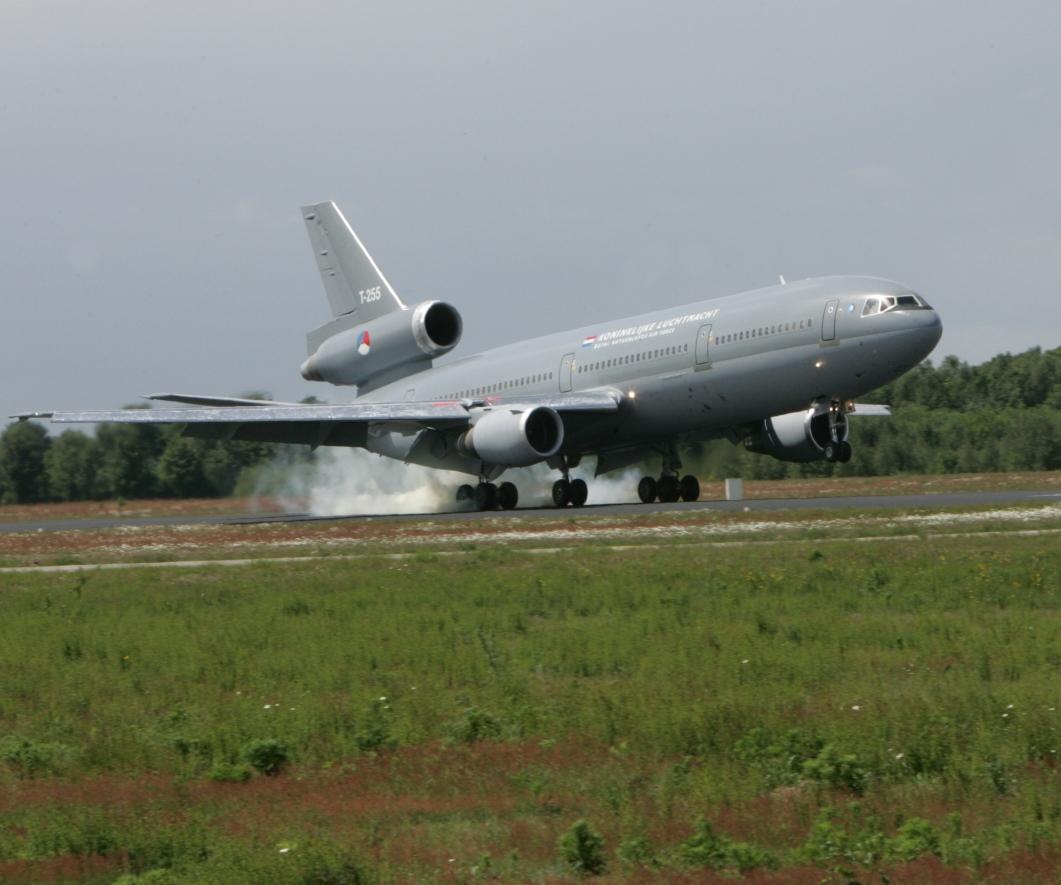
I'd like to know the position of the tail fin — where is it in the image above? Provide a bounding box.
[301,202,405,321]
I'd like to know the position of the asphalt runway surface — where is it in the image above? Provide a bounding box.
[1,489,1058,534]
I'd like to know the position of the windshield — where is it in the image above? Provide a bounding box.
[862,293,931,316]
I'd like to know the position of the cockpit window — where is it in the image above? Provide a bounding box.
[861,293,930,316]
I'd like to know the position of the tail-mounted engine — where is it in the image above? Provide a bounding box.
[744,403,848,463]
[300,300,462,391]
[458,406,564,468]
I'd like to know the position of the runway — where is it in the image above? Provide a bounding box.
[2,489,1058,534]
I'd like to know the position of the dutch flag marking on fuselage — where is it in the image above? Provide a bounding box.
[581,335,597,347]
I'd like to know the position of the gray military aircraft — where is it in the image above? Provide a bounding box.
[18,201,942,511]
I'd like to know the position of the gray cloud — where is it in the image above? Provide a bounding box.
[3,1,1059,422]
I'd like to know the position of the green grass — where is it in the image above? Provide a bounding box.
[0,533,1058,881]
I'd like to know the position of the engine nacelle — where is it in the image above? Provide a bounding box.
[300,300,462,389]
[745,407,848,463]
[458,406,564,467]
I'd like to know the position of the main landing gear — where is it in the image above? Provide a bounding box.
[823,440,853,464]
[551,477,588,508]
[549,455,588,509]
[457,481,520,512]
[636,442,701,504]
[637,473,700,503]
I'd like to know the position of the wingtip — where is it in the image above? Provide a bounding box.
[10,411,54,421]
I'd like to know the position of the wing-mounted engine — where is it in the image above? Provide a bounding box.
[300,300,462,391]
[744,404,848,463]
[458,406,564,467]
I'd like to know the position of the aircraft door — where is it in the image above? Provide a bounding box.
[821,299,839,341]
[695,324,713,366]
[559,353,575,392]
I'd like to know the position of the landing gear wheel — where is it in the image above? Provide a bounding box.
[568,478,588,508]
[498,481,519,510]
[679,474,701,502]
[551,479,571,508]
[456,484,474,505]
[657,475,680,503]
[838,441,853,463]
[823,442,839,463]
[474,482,498,511]
[637,476,658,504]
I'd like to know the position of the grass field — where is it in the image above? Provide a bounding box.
[1,511,1059,881]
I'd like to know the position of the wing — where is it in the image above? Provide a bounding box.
[15,390,622,449]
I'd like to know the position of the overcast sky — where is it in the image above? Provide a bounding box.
[3,1,1059,421]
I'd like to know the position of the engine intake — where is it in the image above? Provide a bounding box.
[745,407,848,463]
[458,406,564,467]
[301,300,462,390]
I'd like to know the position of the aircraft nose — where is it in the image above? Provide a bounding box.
[914,308,943,355]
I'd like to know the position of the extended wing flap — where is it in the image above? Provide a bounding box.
[468,390,622,413]
[145,393,298,408]
[850,403,892,416]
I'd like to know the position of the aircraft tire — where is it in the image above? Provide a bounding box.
[551,479,571,508]
[823,442,838,463]
[569,478,588,507]
[839,441,853,463]
[679,474,701,502]
[456,484,474,504]
[475,482,498,511]
[657,475,680,503]
[637,476,658,504]
[498,481,519,510]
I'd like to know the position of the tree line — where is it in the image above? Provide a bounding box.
[1,347,1058,503]
[695,346,1061,479]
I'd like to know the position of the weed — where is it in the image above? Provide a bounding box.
[558,819,606,876]
[242,739,289,776]
[680,819,775,873]
[0,736,71,777]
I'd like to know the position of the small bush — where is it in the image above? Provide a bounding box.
[242,739,289,776]
[802,744,870,794]
[680,819,774,873]
[354,699,393,753]
[0,735,71,777]
[448,706,502,744]
[207,761,253,783]
[616,836,654,866]
[559,819,607,876]
[890,817,940,862]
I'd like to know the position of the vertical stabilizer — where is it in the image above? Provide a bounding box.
[301,202,405,321]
